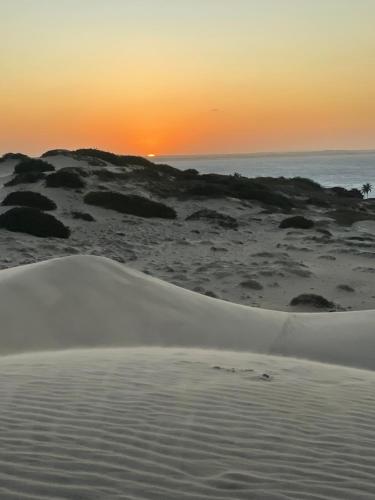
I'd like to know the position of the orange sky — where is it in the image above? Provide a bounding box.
[1,0,375,156]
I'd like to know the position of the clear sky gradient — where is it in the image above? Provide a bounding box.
[1,0,374,155]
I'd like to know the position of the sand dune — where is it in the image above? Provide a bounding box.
[1,347,375,499]
[0,254,374,370]
[1,256,375,499]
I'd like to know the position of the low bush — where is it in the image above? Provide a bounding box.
[0,207,70,238]
[45,168,86,188]
[14,159,55,174]
[279,216,314,229]
[84,191,177,219]
[2,191,56,211]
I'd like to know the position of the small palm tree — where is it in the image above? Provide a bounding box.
[361,182,372,199]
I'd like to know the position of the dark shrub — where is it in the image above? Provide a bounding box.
[186,183,229,197]
[240,279,263,290]
[14,159,55,174]
[330,186,363,200]
[84,191,177,219]
[184,175,294,209]
[88,158,107,166]
[41,149,72,158]
[290,293,335,309]
[182,168,199,177]
[0,153,29,163]
[306,196,330,208]
[4,172,46,187]
[74,149,154,167]
[279,216,314,229]
[45,168,86,188]
[331,186,363,199]
[186,209,238,229]
[326,209,375,226]
[2,191,56,211]
[336,284,355,292]
[71,211,95,222]
[93,169,128,182]
[290,177,323,191]
[0,207,70,238]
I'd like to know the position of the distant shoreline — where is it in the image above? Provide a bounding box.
[156,149,375,161]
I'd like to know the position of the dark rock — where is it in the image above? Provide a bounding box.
[2,191,56,211]
[14,159,55,174]
[71,211,95,222]
[290,293,335,309]
[240,279,263,290]
[84,191,177,219]
[45,168,86,188]
[204,291,219,298]
[0,207,70,238]
[279,216,314,229]
[186,209,238,229]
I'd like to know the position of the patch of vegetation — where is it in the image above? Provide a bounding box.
[0,207,70,238]
[183,174,294,209]
[290,294,335,309]
[240,279,263,290]
[71,211,95,222]
[84,191,177,219]
[336,284,355,292]
[74,149,155,168]
[93,169,129,182]
[330,186,363,199]
[186,209,238,229]
[0,153,29,163]
[4,172,46,187]
[279,216,315,229]
[326,209,375,226]
[45,168,86,188]
[2,191,56,211]
[40,149,73,158]
[14,159,55,174]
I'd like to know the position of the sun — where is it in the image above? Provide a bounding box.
[147,153,155,158]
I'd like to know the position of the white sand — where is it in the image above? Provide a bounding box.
[0,256,373,498]
[1,347,375,499]
[0,153,374,312]
[0,255,374,370]
[0,153,375,498]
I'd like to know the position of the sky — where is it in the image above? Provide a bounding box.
[1,0,375,156]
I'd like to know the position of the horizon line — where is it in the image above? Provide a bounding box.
[2,147,375,160]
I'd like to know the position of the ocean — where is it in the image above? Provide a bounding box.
[157,150,375,195]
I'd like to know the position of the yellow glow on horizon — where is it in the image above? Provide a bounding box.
[0,1,375,155]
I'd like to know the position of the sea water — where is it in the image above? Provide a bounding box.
[157,150,375,194]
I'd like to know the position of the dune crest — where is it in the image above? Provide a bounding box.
[0,254,374,370]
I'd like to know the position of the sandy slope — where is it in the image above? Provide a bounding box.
[0,254,375,370]
[1,347,375,499]
[1,153,375,312]
[0,256,375,499]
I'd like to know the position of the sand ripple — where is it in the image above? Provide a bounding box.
[0,347,374,499]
